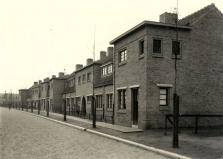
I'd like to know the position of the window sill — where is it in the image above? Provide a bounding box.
[118,61,127,67]
[101,73,113,78]
[152,53,163,58]
[117,109,126,114]
[87,80,91,83]
[171,55,182,59]
[139,54,144,59]
[96,108,102,111]
[106,108,113,112]
[159,106,170,111]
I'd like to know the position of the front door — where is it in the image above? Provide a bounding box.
[132,88,138,126]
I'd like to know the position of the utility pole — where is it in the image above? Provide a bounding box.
[173,0,179,148]
[64,69,66,121]
[92,26,96,128]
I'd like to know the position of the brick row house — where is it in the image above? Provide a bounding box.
[19,4,223,130]
[110,3,223,129]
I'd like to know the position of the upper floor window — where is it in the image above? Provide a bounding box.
[153,39,162,54]
[78,76,81,85]
[87,73,91,82]
[82,75,86,83]
[172,41,181,56]
[101,64,113,76]
[107,64,112,74]
[102,67,107,76]
[119,49,127,63]
[69,79,74,87]
[139,40,144,55]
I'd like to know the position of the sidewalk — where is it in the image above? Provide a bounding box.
[17,108,223,159]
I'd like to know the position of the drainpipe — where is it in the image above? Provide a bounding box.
[112,46,115,125]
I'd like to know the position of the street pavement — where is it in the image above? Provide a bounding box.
[0,107,173,159]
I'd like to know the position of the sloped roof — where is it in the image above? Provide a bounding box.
[178,3,223,26]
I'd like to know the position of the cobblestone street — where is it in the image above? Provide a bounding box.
[0,108,172,159]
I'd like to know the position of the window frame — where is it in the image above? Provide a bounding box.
[159,88,168,106]
[106,94,113,109]
[172,40,182,58]
[139,39,144,56]
[82,74,86,83]
[119,49,127,63]
[118,89,126,109]
[96,95,103,108]
[152,38,163,57]
[87,73,91,82]
[78,76,81,85]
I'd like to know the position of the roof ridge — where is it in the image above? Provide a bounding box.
[179,3,214,22]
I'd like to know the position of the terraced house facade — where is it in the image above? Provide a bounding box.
[110,3,223,129]
[20,4,223,130]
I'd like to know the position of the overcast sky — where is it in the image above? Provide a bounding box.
[0,0,223,94]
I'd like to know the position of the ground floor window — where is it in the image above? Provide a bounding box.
[96,95,102,108]
[160,88,168,106]
[87,96,92,103]
[107,94,113,108]
[118,90,126,109]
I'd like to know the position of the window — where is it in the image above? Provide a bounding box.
[153,39,162,54]
[118,90,126,109]
[87,73,91,82]
[78,76,81,85]
[87,96,91,103]
[160,88,168,106]
[172,41,181,55]
[119,49,127,62]
[101,64,113,76]
[51,83,53,89]
[42,86,43,91]
[102,67,107,76]
[107,64,113,74]
[139,40,144,55]
[96,95,102,108]
[82,75,86,82]
[69,79,74,87]
[107,94,113,108]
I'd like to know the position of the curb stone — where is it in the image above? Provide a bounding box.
[19,110,191,159]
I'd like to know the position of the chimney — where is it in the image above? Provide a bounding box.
[39,80,42,84]
[46,77,49,81]
[159,12,177,24]
[52,75,56,79]
[34,82,38,85]
[43,78,46,82]
[86,58,93,65]
[59,72,64,77]
[76,64,83,71]
[100,51,106,60]
[107,47,114,57]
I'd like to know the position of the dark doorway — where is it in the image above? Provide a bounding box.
[81,97,86,114]
[132,88,138,125]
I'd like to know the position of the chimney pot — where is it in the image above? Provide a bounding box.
[100,51,106,60]
[59,72,64,77]
[86,58,93,65]
[107,47,114,57]
[76,64,83,71]
[159,12,177,24]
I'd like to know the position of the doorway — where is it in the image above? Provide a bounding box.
[132,88,138,126]
[81,97,86,114]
